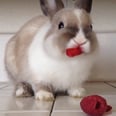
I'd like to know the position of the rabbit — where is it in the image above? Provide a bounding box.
[5,0,98,101]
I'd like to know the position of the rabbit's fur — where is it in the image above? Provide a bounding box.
[5,0,98,101]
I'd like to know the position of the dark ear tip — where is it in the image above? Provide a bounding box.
[40,0,48,16]
[56,0,64,9]
[40,0,64,18]
[75,0,93,13]
[40,0,45,5]
[86,0,93,13]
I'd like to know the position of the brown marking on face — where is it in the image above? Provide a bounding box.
[76,10,98,53]
[45,9,80,50]
[79,10,92,26]
[45,8,97,55]
[75,10,93,38]
[45,9,93,53]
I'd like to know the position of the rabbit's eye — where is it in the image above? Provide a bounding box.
[84,25,93,34]
[89,24,93,31]
[58,22,64,29]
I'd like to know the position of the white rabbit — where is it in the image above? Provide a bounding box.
[5,0,98,101]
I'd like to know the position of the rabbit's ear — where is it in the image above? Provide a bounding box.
[74,0,92,13]
[40,0,64,18]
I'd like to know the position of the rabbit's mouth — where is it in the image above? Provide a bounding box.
[65,39,91,57]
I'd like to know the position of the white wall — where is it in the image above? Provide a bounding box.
[91,33,116,81]
[0,0,116,33]
[0,34,12,81]
[0,0,41,33]
[0,0,116,81]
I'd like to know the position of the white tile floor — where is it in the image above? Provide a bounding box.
[0,82,116,116]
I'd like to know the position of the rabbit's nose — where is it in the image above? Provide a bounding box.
[73,39,87,46]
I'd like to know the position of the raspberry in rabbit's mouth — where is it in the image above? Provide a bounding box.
[66,46,83,57]
[66,39,87,57]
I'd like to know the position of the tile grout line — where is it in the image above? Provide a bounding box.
[104,82,116,88]
[49,96,56,116]
[51,110,82,113]
[0,85,9,90]
[0,32,15,34]
[0,111,49,113]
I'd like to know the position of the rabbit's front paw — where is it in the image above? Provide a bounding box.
[68,88,86,98]
[16,86,33,97]
[35,90,54,101]
[16,82,34,97]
